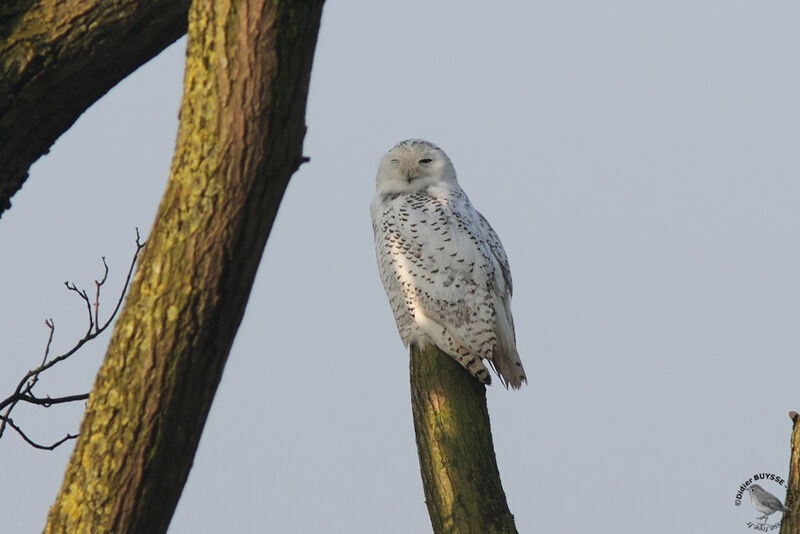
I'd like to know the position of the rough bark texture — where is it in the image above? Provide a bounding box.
[0,0,191,218]
[43,1,323,532]
[781,411,800,534]
[410,344,518,534]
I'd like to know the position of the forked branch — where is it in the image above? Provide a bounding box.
[0,230,145,449]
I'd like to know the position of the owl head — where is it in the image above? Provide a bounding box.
[375,139,458,194]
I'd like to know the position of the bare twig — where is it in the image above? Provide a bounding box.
[0,230,145,450]
[65,281,93,336]
[99,228,143,332]
[17,393,90,406]
[0,416,78,451]
[26,319,55,393]
[94,257,109,333]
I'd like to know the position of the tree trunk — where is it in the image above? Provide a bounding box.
[43,1,324,532]
[0,0,191,218]
[781,411,800,534]
[410,344,518,534]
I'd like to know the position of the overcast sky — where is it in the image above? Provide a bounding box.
[2,2,800,532]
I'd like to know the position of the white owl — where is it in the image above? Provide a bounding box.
[370,139,526,389]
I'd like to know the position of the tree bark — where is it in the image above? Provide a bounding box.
[43,1,323,532]
[410,344,518,534]
[781,411,800,534]
[0,0,191,218]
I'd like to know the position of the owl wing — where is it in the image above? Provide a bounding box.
[477,211,513,296]
[472,210,525,386]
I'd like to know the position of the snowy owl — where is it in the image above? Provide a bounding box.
[370,139,526,388]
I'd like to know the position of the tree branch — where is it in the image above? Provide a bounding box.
[44,2,324,532]
[0,231,145,449]
[410,344,518,534]
[0,0,192,218]
[0,416,78,451]
[781,411,800,534]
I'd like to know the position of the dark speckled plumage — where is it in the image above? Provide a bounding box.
[370,140,526,389]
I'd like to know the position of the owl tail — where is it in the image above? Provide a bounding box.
[489,293,527,389]
[414,312,493,385]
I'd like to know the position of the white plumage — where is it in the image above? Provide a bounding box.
[370,139,526,389]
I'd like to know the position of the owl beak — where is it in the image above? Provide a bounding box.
[405,167,420,181]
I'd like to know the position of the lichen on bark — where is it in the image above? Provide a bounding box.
[781,412,800,534]
[410,344,518,534]
[43,1,324,533]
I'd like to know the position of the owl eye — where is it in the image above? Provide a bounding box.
[419,158,433,164]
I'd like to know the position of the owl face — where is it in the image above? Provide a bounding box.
[376,139,457,194]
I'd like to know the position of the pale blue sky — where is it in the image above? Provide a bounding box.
[2,2,800,532]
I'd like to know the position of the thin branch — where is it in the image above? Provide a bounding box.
[18,393,90,407]
[0,230,145,449]
[64,281,93,336]
[94,257,109,333]
[26,318,55,393]
[99,228,143,332]
[0,416,78,451]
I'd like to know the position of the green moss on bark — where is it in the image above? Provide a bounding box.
[781,412,800,534]
[43,1,324,533]
[411,344,518,534]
